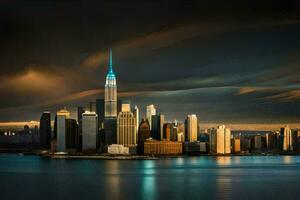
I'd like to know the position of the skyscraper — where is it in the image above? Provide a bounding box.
[39,112,51,149]
[185,114,198,142]
[281,125,293,151]
[56,109,70,152]
[210,125,231,154]
[137,118,151,154]
[146,104,156,130]
[117,104,136,147]
[82,111,98,151]
[65,118,79,151]
[163,123,172,141]
[104,49,118,145]
[151,114,165,140]
[133,106,139,133]
[96,99,105,129]
[105,48,117,118]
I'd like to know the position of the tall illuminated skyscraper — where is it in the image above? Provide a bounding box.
[281,125,293,151]
[117,104,137,147]
[56,108,70,152]
[133,106,139,133]
[82,111,98,151]
[146,104,156,130]
[185,114,198,142]
[105,48,117,118]
[210,125,231,154]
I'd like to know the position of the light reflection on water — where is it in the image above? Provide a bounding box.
[0,155,300,200]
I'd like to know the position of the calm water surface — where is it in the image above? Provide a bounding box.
[0,155,300,200]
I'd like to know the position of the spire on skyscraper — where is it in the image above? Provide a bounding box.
[108,48,113,74]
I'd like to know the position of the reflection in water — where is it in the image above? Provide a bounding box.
[105,161,120,200]
[216,156,231,166]
[216,176,232,200]
[283,156,292,164]
[142,161,157,200]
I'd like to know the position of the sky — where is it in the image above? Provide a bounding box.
[0,0,300,123]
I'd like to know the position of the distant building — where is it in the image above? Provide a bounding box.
[151,114,164,140]
[185,114,198,142]
[231,138,241,153]
[146,104,156,130]
[163,123,172,141]
[39,112,51,149]
[266,133,277,151]
[82,111,98,151]
[117,105,136,147]
[254,135,262,151]
[56,109,70,152]
[210,125,231,154]
[281,126,293,151]
[133,106,139,133]
[144,139,182,155]
[137,118,151,154]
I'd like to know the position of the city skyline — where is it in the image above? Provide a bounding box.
[1,1,300,123]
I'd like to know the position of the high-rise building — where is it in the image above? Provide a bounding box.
[56,109,70,152]
[39,112,51,149]
[96,99,105,129]
[82,111,98,151]
[231,138,241,153]
[254,135,262,150]
[185,114,198,142]
[146,104,156,130]
[133,106,139,133]
[151,114,165,140]
[137,118,151,154]
[65,118,79,151]
[117,107,136,147]
[163,123,172,141]
[105,48,117,118]
[210,125,231,154]
[281,125,293,151]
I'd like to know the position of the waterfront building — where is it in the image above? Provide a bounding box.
[107,144,129,154]
[163,123,172,141]
[137,118,151,154]
[82,111,98,151]
[151,114,164,140]
[266,133,277,151]
[231,138,241,153]
[210,125,231,154]
[184,141,208,154]
[133,106,139,133]
[185,114,198,142]
[96,99,105,129]
[65,118,79,152]
[105,48,117,118]
[56,109,70,152]
[146,104,156,130]
[117,105,136,147]
[254,135,262,151]
[280,126,293,151]
[143,139,182,155]
[104,49,118,144]
[39,112,51,149]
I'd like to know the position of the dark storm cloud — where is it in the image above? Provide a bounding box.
[0,0,300,122]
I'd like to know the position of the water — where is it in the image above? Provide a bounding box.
[0,155,300,200]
